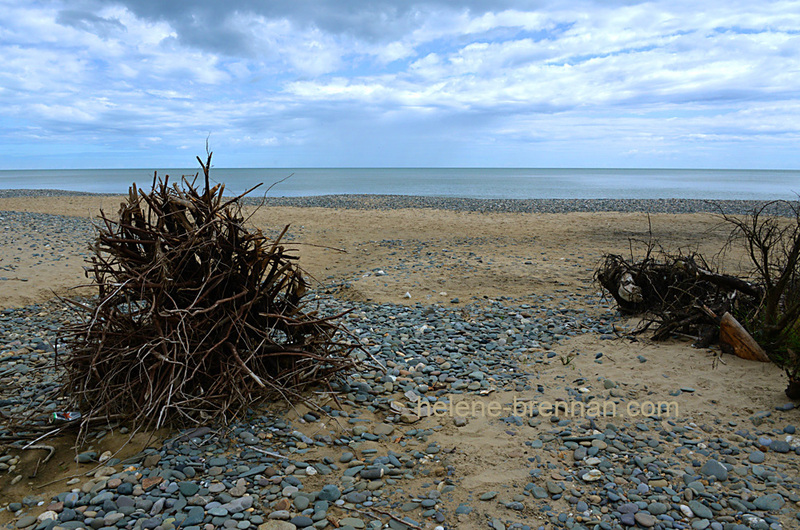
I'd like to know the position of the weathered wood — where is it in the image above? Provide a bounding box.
[719,312,770,362]
[59,156,359,435]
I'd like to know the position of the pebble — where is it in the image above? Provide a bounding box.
[3,196,800,530]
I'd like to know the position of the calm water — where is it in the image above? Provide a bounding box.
[0,168,797,200]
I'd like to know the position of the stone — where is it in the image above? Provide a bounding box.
[293,496,310,511]
[142,476,164,491]
[581,469,603,482]
[753,493,785,511]
[634,512,657,527]
[179,482,200,497]
[222,496,253,514]
[75,451,97,464]
[545,481,563,494]
[208,483,226,494]
[288,516,313,528]
[700,459,728,481]
[318,485,340,502]
[258,523,297,530]
[64,492,80,508]
[688,500,713,519]
[143,454,161,468]
[770,440,791,453]
[748,451,766,464]
[15,516,37,528]
[37,511,58,523]
[338,518,365,529]
[373,423,395,436]
[345,491,368,504]
[184,506,206,526]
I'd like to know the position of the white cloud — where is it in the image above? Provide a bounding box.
[1,0,800,168]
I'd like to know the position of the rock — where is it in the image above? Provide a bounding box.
[208,483,226,494]
[360,468,384,480]
[748,451,766,464]
[770,440,791,453]
[61,509,80,523]
[338,518,365,529]
[288,516,313,528]
[143,454,161,468]
[647,502,668,515]
[179,482,200,497]
[688,500,713,519]
[531,486,548,499]
[142,476,164,491]
[223,496,253,513]
[318,485,340,502]
[545,481,563,494]
[480,491,498,501]
[293,496,310,511]
[239,431,259,445]
[258,522,297,530]
[700,459,728,481]
[75,451,97,464]
[453,416,467,427]
[373,423,395,436]
[184,506,205,526]
[14,516,37,528]
[753,493,785,511]
[581,469,603,482]
[37,511,58,523]
[90,491,114,505]
[345,491,368,504]
[634,512,657,527]
[63,493,80,508]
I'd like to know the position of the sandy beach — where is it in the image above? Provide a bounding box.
[1,193,798,530]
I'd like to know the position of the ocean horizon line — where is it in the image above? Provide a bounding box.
[1,167,798,201]
[3,166,800,171]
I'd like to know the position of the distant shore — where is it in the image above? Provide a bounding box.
[0,189,796,215]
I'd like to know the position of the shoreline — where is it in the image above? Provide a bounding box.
[0,189,797,215]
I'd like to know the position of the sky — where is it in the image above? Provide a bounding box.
[1,0,800,169]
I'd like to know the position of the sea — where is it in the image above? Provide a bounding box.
[0,168,797,200]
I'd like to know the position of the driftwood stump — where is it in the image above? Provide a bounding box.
[718,312,770,362]
[60,155,358,432]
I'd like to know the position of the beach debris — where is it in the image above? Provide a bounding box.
[596,199,800,397]
[58,153,359,433]
[705,307,770,362]
[50,411,82,423]
[596,250,766,348]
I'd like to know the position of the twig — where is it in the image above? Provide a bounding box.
[24,444,55,464]
[249,446,290,460]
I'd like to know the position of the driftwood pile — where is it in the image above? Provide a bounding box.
[60,155,357,430]
[596,251,768,361]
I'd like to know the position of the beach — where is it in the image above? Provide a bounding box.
[1,192,798,530]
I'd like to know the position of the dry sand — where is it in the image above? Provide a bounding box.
[0,195,796,529]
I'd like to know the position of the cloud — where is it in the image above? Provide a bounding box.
[1,0,800,168]
[55,9,126,38]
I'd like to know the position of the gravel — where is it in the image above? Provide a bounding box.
[1,189,797,216]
